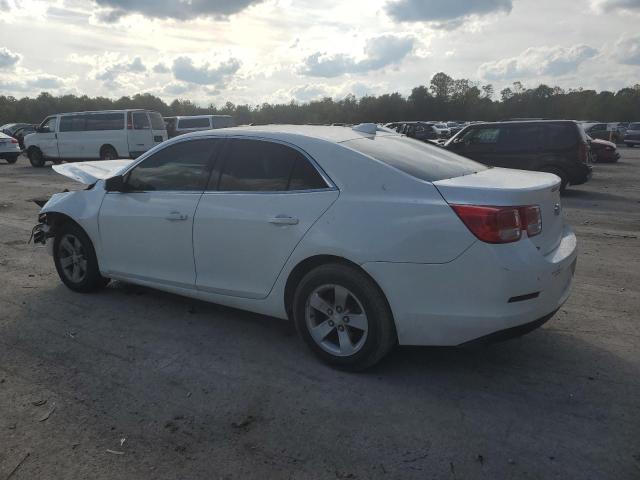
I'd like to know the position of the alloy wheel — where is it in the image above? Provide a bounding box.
[58,234,88,283]
[305,284,369,357]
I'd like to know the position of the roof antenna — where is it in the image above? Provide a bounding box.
[351,123,378,135]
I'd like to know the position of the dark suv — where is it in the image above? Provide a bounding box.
[444,121,592,191]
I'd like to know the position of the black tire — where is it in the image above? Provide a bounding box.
[28,147,45,167]
[53,222,109,293]
[293,263,397,371]
[5,155,18,164]
[540,166,568,193]
[100,145,118,160]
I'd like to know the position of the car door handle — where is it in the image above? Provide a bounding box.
[165,211,188,221]
[269,215,299,226]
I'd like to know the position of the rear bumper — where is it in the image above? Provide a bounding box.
[363,226,577,346]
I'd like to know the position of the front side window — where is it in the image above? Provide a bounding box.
[132,112,150,130]
[40,117,56,133]
[125,139,219,192]
[212,139,327,192]
[468,128,500,144]
[499,126,541,150]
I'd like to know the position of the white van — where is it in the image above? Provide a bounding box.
[165,115,235,138]
[24,110,168,167]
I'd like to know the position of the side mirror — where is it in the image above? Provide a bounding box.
[105,175,125,192]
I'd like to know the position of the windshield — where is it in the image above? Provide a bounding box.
[342,135,487,182]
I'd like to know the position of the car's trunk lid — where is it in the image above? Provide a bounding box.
[52,160,133,184]
[433,167,564,255]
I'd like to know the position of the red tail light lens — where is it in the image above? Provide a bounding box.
[10,138,18,144]
[451,204,543,243]
[519,205,542,237]
[451,205,522,243]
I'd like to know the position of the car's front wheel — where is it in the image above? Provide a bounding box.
[293,263,396,370]
[27,147,45,167]
[53,222,110,293]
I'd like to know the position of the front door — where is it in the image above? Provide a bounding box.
[37,116,60,159]
[98,138,220,288]
[193,138,338,299]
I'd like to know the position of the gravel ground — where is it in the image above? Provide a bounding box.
[0,149,638,480]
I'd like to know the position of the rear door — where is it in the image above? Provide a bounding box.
[148,111,168,145]
[193,138,338,299]
[99,138,219,287]
[491,124,542,170]
[126,111,154,157]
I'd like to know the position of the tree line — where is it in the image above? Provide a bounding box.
[1,72,639,126]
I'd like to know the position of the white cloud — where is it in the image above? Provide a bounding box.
[96,56,147,82]
[300,35,415,77]
[92,0,265,22]
[591,0,640,13]
[614,35,640,64]
[0,47,20,69]
[478,44,599,80]
[171,56,241,86]
[385,0,513,28]
[153,63,170,74]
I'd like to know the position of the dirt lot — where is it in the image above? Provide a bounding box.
[0,149,638,480]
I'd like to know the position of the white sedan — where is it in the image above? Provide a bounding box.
[33,124,577,370]
[0,132,22,163]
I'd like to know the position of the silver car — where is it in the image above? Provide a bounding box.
[624,122,640,147]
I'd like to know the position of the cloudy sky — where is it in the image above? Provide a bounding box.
[0,0,639,106]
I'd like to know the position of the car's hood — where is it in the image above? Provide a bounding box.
[591,138,616,148]
[52,160,133,184]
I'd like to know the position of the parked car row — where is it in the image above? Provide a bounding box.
[0,111,238,167]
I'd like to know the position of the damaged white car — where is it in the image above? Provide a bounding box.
[33,124,578,370]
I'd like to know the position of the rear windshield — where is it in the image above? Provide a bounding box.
[148,112,166,130]
[629,123,640,130]
[178,117,211,129]
[343,135,487,182]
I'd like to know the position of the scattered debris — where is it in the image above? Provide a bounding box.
[120,438,126,447]
[106,449,124,455]
[8,423,16,430]
[186,391,192,398]
[67,331,77,339]
[32,399,47,407]
[38,404,56,422]
[6,452,30,479]
[476,454,484,465]
[232,415,256,430]
[508,458,515,465]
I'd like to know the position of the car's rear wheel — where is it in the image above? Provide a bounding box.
[100,145,118,160]
[53,222,109,293]
[28,147,45,167]
[5,155,18,164]
[293,263,396,370]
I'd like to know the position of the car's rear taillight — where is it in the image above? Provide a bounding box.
[519,205,542,237]
[578,141,588,163]
[10,138,18,144]
[451,204,543,243]
[451,205,522,243]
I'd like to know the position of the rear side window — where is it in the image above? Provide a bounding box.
[498,125,541,150]
[149,112,166,130]
[178,117,211,129]
[629,123,640,130]
[126,139,219,191]
[85,113,124,131]
[544,124,579,149]
[212,139,327,192]
[344,135,486,182]
[132,112,150,130]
